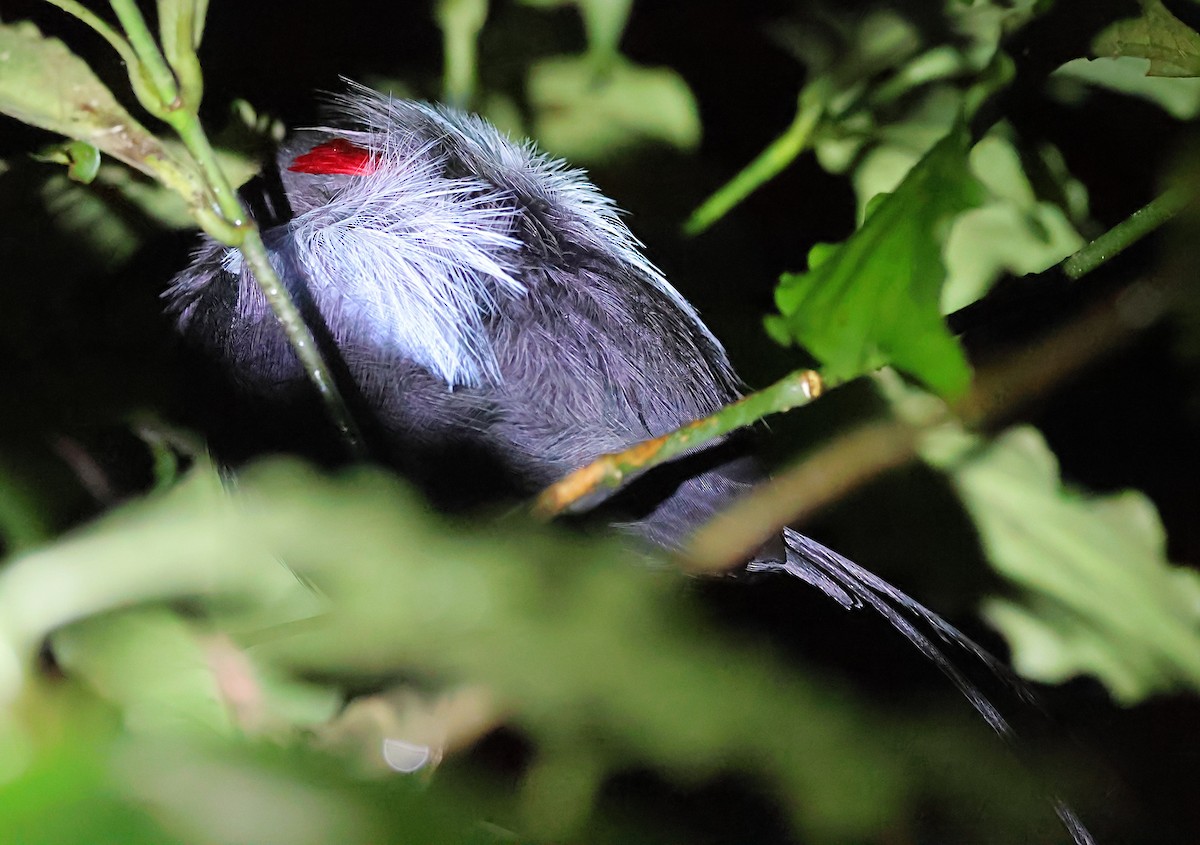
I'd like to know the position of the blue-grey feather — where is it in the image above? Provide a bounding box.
[164,84,1017,738]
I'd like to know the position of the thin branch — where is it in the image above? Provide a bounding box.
[685,420,918,573]
[239,230,366,453]
[684,84,827,236]
[683,276,1171,574]
[96,0,365,457]
[43,0,138,68]
[1063,186,1191,280]
[109,0,179,109]
[533,369,826,518]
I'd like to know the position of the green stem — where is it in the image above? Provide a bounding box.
[239,232,366,453]
[159,0,205,109]
[43,0,138,67]
[580,0,631,78]
[98,0,365,456]
[535,368,833,517]
[684,84,826,236]
[1063,186,1191,280]
[109,0,180,109]
[174,120,364,454]
[170,114,244,227]
[436,0,488,109]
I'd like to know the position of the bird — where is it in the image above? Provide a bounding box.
[165,82,1014,734]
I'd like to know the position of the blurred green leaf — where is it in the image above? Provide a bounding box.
[948,0,1047,67]
[0,680,172,845]
[0,21,191,190]
[518,0,632,73]
[942,131,1085,312]
[1052,56,1200,119]
[23,141,255,271]
[576,0,632,72]
[689,10,924,234]
[771,126,983,397]
[527,55,700,162]
[843,86,966,218]
[926,425,1200,701]
[774,8,922,97]
[0,683,465,845]
[0,457,1058,841]
[693,2,1041,234]
[0,463,50,554]
[1093,0,1200,78]
[54,609,233,737]
[38,171,149,271]
[52,584,341,740]
[0,744,173,845]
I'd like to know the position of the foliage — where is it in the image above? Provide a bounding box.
[768,126,983,397]
[1093,0,1200,78]
[1,0,1199,843]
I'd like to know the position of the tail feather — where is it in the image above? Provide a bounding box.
[747,529,1098,845]
[748,527,1030,737]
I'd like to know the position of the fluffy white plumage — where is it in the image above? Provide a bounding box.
[321,85,733,389]
[286,143,525,386]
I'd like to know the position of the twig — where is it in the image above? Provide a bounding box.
[1063,186,1191,279]
[42,1,137,68]
[84,0,366,456]
[684,84,827,236]
[685,420,918,573]
[683,276,1170,574]
[109,0,180,111]
[533,369,826,518]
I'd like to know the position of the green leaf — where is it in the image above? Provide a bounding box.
[688,2,1043,236]
[157,0,206,74]
[934,426,1200,701]
[53,607,341,739]
[1093,0,1200,78]
[0,685,423,845]
[519,0,633,70]
[527,54,700,162]
[773,8,922,93]
[692,10,923,233]
[53,609,233,737]
[1052,56,1200,119]
[0,21,190,188]
[773,126,984,397]
[38,171,147,270]
[941,132,1085,313]
[0,728,171,845]
[0,457,1048,841]
[0,461,50,553]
